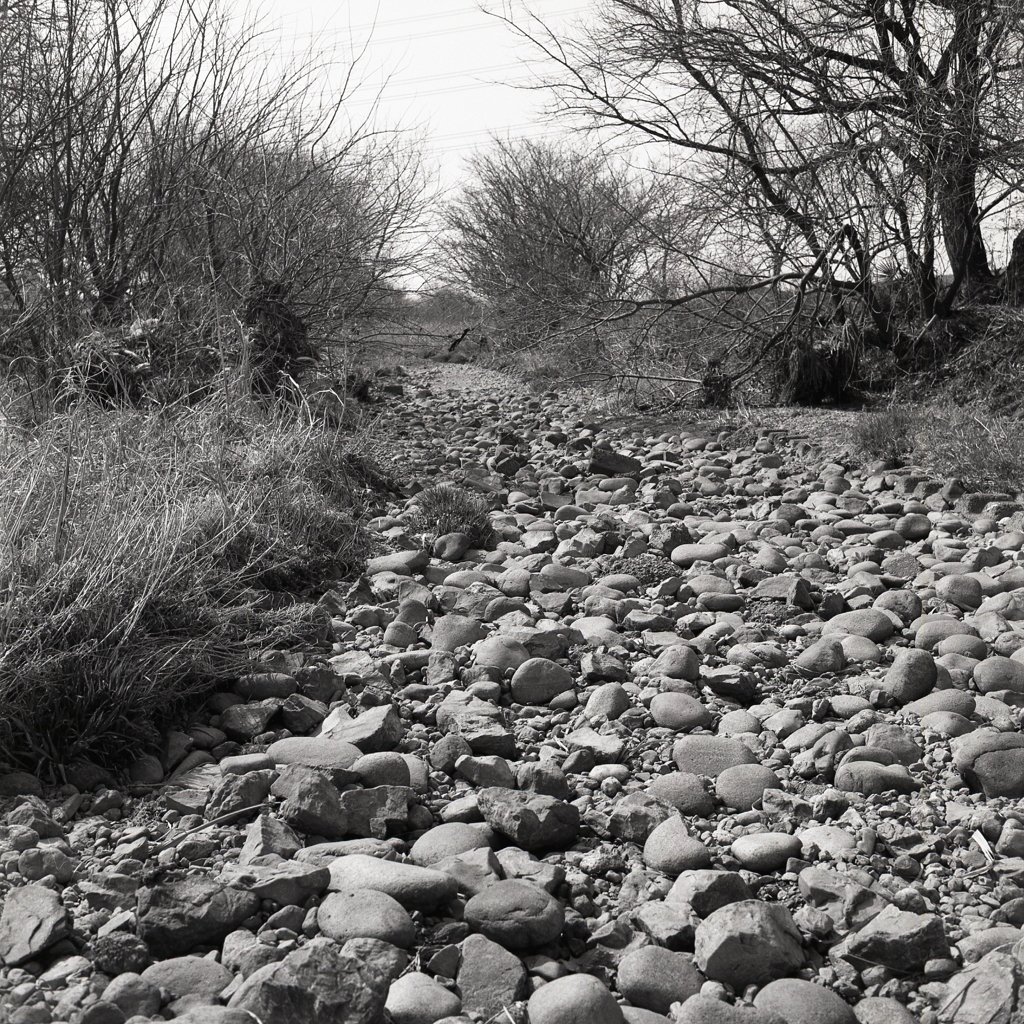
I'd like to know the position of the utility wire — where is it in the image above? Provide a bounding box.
[276,6,589,47]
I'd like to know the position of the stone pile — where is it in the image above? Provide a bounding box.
[4,364,1024,1023]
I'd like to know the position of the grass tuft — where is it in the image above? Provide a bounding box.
[408,484,496,549]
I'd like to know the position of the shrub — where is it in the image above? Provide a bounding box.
[409,484,496,549]
[853,403,1024,494]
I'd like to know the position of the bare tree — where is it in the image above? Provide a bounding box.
[440,137,695,346]
[0,0,429,395]
[501,0,1024,340]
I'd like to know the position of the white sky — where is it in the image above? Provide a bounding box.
[258,0,593,191]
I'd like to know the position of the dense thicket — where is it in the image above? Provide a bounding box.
[0,0,426,399]
[440,139,695,348]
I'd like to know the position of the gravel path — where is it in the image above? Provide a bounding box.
[3,361,1024,1024]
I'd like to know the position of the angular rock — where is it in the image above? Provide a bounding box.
[456,933,528,1017]
[477,788,580,851]
[321,704,404,752]
[0,884,70,966]
[832,904,949,973]
[938,950,1024,1024]
[220,860,330,906]
[694,900,805,989]
[436,692,518,758]
[228,938,389,1024]
[609,793,676,843]
[338,785,413,838]
[271,764,349,839]
[137,877,260,958]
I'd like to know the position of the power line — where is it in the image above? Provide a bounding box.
[358,61,524,91]
[301,1,559,38]
[345,75,527,107]
[276,6,589,48]
[426,121,569,144]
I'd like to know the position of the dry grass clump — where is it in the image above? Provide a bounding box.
[852,406,919,464]
[0,395,387,778]
[854,403,1024,493]
[408,484,496,549]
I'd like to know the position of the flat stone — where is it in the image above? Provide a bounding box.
[730,833,802,874]
[937,950,1024,1024]
[267,736,362,774]
[140,956,233,1001]
[821,609,895,642]
[0,884,70,966]
[318,889,417,947]
[464,880,564,949]
[527,973,625,1024]
[649,693,712,730]
[616,946,702,1013]
[326,854,458,911]
[386,972,463,1024]
[754,979,857,1024]
[432,615,488,651]
[510,658,575,704]
[411,823,490,866]
[673,736,758,777]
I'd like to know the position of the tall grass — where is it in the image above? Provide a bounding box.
[854,403,1024,493]
[0,392,388,778]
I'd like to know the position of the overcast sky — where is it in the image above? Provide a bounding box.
[260,0,592,189]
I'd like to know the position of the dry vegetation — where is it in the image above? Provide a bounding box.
[0,392,394,778]
[853,405,1024,495]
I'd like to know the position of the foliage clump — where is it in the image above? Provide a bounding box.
[854,404,1024,494]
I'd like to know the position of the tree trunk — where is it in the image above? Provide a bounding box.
[1005,228,1024,306]
[939,159,992,299]
[938,1,993,307]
